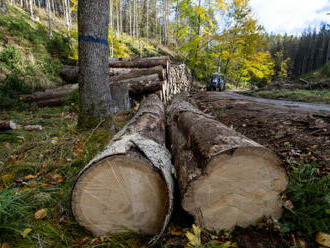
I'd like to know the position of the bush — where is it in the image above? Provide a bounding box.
[0,45,23,71]
[279,163,330,244]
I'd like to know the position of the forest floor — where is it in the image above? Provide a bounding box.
[0,92,329,248]
[187,90,330,247]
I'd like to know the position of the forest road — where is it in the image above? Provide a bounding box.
[203,91,330,113]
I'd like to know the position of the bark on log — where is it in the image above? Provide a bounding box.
[20,84,78,103]
[109,65,166,81]
[72,94,173,244]
[60,65,79,84]
[167,97,288,231]
[110,74,162,95]
[0,120,17,130]
[60,66,166,84]
[108,56,169,68]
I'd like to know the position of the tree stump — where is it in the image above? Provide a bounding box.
[167,97,288,231]
[72,94,173,244]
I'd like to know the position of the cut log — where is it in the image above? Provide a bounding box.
[0,120,17,130]
[109,65,166,81]
[20,84,78,103]
[162,63,192,103]
[108,56,169,68]
[167,97,288,231]
[72,94,173,244]
[110,73,162,95]
[60,65,79,84]
[60,66,166,84]
[109,85,130,112]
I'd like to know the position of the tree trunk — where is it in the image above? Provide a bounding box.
[78,0,114,124]
[29,0,33,19]
[0,0,7,12]
[71,94,173,244]
[167,97,288,232]
[20,84,78,103]
[108,56,169,68]
[60,65,165,83]
[0,120,17,130]
[146,0,149,42]
[46,0,53,38]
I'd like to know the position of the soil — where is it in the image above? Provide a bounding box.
[188,91,330,169]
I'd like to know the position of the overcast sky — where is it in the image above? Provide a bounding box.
[249,0,330,35]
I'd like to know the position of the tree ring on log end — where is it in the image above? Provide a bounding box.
[72,155,168,236]
[182,147,288,231]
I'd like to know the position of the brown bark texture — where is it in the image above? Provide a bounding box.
[108,56,169,68]
[0,120,17,130]
[167,96,288,232]
[72,94,173,244]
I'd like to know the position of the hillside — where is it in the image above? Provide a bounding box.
[0,4,180,110]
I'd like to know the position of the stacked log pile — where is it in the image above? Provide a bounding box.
[71,94,173,244]
[20,57,192,106]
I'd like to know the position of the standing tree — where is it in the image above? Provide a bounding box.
[28,0,33,19]
[0,0,7,12]
[78,0,113,126]
[46,0,53,37]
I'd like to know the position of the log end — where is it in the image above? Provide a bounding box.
[9,121,17,130]
[72,155,168,236]
[182,147,288,231]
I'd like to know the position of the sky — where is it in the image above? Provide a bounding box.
[249,0,330,35]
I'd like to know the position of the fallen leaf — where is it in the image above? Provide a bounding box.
[169,227,183,236]
[76,237,89,245]
[20,228,32,238]
[1,243,11,248]
[34,209,47,219]
[316,232,330,247]
[284,141,290,146]
[52,174,63,183]
[284,200,294,210]
[25,172,42,180]
[41,183,51,187]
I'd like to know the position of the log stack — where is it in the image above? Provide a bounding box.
[71,94,173,244]
[167,97,288,231]
[20,56,191,106]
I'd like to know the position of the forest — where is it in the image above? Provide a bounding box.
[0,0,329,248]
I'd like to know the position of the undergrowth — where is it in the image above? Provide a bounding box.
[0,5,71,110]
[279,163,330,246]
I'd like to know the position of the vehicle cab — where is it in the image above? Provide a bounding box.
[207,73,225,91]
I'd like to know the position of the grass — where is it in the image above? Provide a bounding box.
[0,105,128,247]
[278,163,330,246]
[0,5,72,109]
[246,89,330,104]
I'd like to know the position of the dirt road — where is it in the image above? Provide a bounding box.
[189,91,330,168]
[209,91,330,113]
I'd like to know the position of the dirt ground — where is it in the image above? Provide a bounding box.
[188,91,330,169]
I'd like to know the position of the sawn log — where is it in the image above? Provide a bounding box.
[167,97,288,231]
[71,94,173,244]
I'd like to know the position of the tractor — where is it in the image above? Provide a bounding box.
[207,56,226,92]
